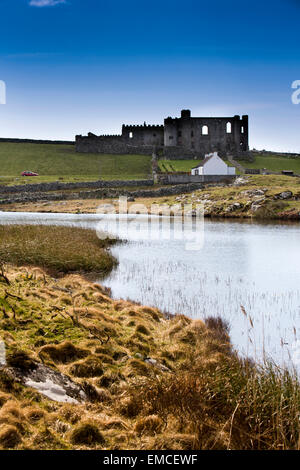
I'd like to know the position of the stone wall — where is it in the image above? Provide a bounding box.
[158,174,236,185]
[0,183,204,205]
[122,124,164,146]
[0,179,154,195]
[162,146,201,160]
[75,134,157,155]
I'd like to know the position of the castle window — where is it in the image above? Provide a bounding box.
[191,131,194,137]
[226,122,232,134]
[153,133,156,137]
[169,136,173,140]
[129,132,133,139]
[191,142,194,149]
[202,125,209,135]
[241,126,244,134]
[178,131,182,137]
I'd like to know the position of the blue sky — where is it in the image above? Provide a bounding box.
[0,0,299,151]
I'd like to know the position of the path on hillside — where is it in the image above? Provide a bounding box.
[228,155,246,174]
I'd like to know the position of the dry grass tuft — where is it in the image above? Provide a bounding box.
[139,307,162,322]
[135,324,151,336]
[6,348,37,371]
[69,422,105,446]
[0,424,22,449]
[39,341,89,364]
[59,404,82,425]
[24,407,46,423]
[134,415,163,435]
[70,356,104,378]
[0,392,11,408]
[126,359,152,377]
[0,402,25,432]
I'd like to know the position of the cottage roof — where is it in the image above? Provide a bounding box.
[192,154,215,170]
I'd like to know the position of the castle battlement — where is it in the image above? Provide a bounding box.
[122,124,164,130]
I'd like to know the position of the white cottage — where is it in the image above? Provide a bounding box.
[191,152,236,176]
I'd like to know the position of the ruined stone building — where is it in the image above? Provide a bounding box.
[76,110,249,159]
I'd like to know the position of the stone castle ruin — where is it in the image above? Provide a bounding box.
[76,109,249,159]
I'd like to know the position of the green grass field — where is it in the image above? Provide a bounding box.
[0,142,152,184]
[245,153,300,173]
[158,154,300,175]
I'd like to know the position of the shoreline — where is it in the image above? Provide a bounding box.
[1,174,300,221]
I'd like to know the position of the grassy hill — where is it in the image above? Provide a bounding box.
[0,142,152,185]
[158,154,300,175]
[245,153,300,173]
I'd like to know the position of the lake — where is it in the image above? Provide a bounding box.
[0,211,299,370]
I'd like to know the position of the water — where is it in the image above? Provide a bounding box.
[0,211,299,370]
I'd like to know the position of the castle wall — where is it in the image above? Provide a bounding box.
[122,124,164,146]
[76,110,249,158]
[164,111,249,157]
[75,134,158,155]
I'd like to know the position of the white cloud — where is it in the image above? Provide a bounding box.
[29,0,66,7]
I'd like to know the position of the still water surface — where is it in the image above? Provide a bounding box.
[1,211,299,369]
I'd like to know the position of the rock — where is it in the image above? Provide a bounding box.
[241,189,266,197]
[225,202,243,212]
[251,202,263,212]
[2,362,87,404]
[144,357,171,372]
[233,177,249,186]
[275,191,293,200]
[252,197,265,204]
[134,353,143,360]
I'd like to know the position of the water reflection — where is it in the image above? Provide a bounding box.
[0,211,299,370]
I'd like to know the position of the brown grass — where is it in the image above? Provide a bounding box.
[0,264,298,450]
[39,341,89,364]
[0,225,116,275]
[69,422,105,446]
[134,415,163,435]
[0,425,22,448]
[69,356,104,378]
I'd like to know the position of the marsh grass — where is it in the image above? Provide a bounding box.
[128,355,300,450]
[0,264,298,450]
[0,225,116,275]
